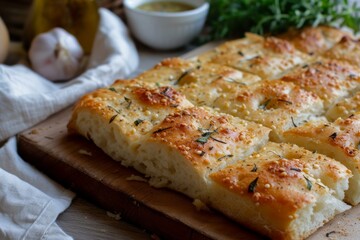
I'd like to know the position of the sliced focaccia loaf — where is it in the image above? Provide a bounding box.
[279,26,350,55]
[209,142,351,240]
[176,64,261,106]
[68,79,193,166]
[210,79,324,141]
[281,58,360,109]
[136,107,271,200]
[198,34,310,79]
[283,114,360,205]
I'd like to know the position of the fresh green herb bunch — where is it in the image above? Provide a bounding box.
[205,0,360,40]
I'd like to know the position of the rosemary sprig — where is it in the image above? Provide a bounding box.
[174,70,191,85]
[196,130,217,144]
[124,97,132,109]
[304,175,312,190]
[217,154,233,161]
[205,0,360,42]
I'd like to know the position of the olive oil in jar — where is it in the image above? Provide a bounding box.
[23,0,99,54]
[137,1,195,13]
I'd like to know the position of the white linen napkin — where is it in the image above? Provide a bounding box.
[0,8,138,240]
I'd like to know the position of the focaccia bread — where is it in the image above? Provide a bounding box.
[68,26,360,240]
[210,79,324,141]
[197,34,311,79]
[279,26,350,55]
[136,107,270,200]
[322,36,360,66]
[68,79,193,167]
[209,142,350,240]
[281,58,360,109]
[326,91,360,121]
[283,114,360,205]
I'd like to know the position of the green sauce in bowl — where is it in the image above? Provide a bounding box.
[137,1,195,12]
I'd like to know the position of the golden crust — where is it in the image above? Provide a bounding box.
[281,58,360,109]
[68,80,193,134]
[209,142,350,239]
[136,57,197,86]
[145,107,270,173]
[322,36,360,67]
[204,36,310,79]
[326,92,360,121]
[283,114,360,204]
[211,80,324,141]
[136,107,270,199]
[279,26,350,54]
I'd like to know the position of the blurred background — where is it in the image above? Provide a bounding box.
[0,0,124,41]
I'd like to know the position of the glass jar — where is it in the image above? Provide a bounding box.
[23,0,99,54]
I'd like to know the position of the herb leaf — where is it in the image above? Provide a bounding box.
[251,164,258,172]
[290,167,301,172]
[304,175,312,190]
[174,70,190,85]
[291,116,297,127]
[210,137,227,144]
[124,97,132,109]
[109,87,117,92]
[109,114,118,123]
[196,128,217,144]
[153,127,172,134]
[218,154,233,161]
[259,99,270,110]
[196,131,215,144]
[248,177,259,193]
[134,119,144,126]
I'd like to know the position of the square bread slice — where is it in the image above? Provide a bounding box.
[195,32,263,64]
[279,26,350,55]
[176,64,261,106]
[68,79,193,167]
[283,114,360,205]
[322,36,360,67]
[203,36,311,79]
[326,92,360,121]
[281,58,360,109]
[136,57,197,86]
[138,57,261,88]
[211,79,325,142]
[136,107,271,200]
[209,142,351,240]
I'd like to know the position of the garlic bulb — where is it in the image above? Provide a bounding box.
[29,27,84,81]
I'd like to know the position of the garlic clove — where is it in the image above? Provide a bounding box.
[29,27,84,81]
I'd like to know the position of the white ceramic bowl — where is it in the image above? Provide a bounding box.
[124,0,209,50]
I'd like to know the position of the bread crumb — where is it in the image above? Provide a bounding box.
[78,149,92,156]
[29,129,39,134]
[192,199,210,211]
[126,174,148,182]
[106,211,121,220]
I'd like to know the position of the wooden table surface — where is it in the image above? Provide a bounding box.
[56,43,197,240]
